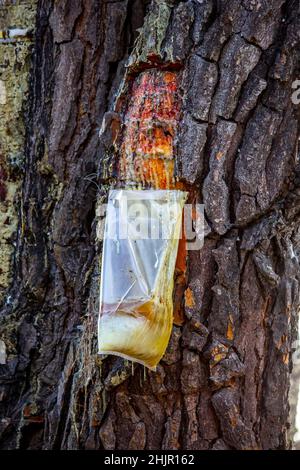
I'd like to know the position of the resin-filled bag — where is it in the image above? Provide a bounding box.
[98,189,187,369]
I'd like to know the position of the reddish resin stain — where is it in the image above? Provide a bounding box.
[0,164,7,202]
[120,70,181,189]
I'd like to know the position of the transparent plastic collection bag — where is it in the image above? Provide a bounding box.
[98,189,187,370]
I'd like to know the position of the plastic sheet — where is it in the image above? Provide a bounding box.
[98,189,187,370]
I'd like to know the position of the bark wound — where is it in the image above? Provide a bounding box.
[119,69,180,189]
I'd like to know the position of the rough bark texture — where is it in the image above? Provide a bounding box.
[289,350,300,449]
[0,0,300,450]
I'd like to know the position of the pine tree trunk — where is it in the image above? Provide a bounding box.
[0,0,300,450]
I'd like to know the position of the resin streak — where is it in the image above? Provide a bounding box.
[120,70,180,189]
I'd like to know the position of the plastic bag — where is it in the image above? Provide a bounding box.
[98,189,187,370]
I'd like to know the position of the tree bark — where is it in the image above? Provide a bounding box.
[0,0,300,450]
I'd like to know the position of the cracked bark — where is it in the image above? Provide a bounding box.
[0,0,300,450]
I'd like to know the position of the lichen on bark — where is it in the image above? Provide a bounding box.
[0,0,37,302]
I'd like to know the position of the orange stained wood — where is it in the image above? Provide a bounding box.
[175,213,187,273]
[184,287,196,309]
[282,353,289,365]
[134,158,175,189]
[120,69,180,189]
[226,315,234,341]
